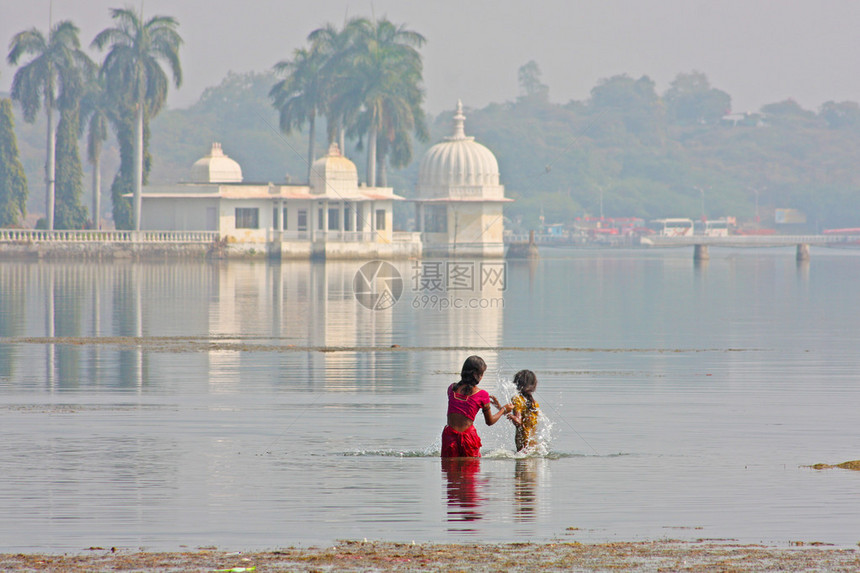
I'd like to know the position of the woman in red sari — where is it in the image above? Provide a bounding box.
[441,356,513,457]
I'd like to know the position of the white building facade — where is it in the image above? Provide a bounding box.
[141,143,419,259]
[138,104,510,260]
[414,101,511,258]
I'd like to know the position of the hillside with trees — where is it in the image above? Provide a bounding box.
[144,64,860,232]
[4,12,860,232]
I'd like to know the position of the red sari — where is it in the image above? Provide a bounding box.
[441,384,490,457]
[441,424,482,457]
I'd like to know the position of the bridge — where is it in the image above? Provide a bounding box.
[641,234,854,260]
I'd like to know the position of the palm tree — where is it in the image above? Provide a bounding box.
[53,97,88,229]
[347,18,427,187]
[7,20,91,230]
[79,75,110,229]
[0,98,29,227]
[92,8,182,231]
[307,19,363,150]
[270,45,327,182]
[369,73,428,186]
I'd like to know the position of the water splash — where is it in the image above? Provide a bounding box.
[483,370,555,458]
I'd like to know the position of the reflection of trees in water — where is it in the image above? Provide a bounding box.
[112,265,145,389]
[514,458,538,522]
[441,457,484,531]
[0,264,26,379]
[53,265,84,387]
[2,259,499,392]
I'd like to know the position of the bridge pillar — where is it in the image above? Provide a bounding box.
[796,243,810,262]
[693,244,710,261]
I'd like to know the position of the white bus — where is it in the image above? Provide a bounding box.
[648,218,695,237]
[701,219,729,237]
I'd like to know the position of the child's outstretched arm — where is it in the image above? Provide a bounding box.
[483,396,513,426]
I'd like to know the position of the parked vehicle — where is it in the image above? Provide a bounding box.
[648,218,695,237]
[699,219,730,237]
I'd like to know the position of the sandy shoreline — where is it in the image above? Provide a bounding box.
[3,540,859,572]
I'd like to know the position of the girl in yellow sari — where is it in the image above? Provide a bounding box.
[508,370,539,452]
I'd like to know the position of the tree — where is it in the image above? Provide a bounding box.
[93,8,182,231]
[7,20,91,230]
[518,60,549,102]
[79,76,110,229]
[348,17,427,186]
[589,74,664,144]
[105,101,138,229]
[308,20,363,150]
[270,45,327,182]
[760,99,816,125]
[0,98,28,227]
[53,54,93,230]
[819,101,860,130]
[664,71,730,125]
[53,105,87,229]
[369,79,428,185]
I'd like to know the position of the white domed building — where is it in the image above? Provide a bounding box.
[140,142,415,259]
[137,109,509,260]
[414,101,511,258]
[190,142,243,183]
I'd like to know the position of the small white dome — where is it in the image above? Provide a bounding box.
[191,143,243,183]
[310,142,359,194]
[417,101,503,200]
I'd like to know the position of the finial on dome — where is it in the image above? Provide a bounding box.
[210,142,225,156]
[327,142,341,156]
[451,100,467,140]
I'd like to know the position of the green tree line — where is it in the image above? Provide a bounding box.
[6,18,860,232]
[389,65,859,231]
[2,12,428,230]
[4,9,181,230]
[131,65,860,231]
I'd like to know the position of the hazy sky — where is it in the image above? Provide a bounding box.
[2,0,860,115]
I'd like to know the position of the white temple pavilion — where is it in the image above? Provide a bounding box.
[137,102,510,259]
[414,100,511,258]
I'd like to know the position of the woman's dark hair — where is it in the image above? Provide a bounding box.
[514,369,537,398]
[459,355,487,387]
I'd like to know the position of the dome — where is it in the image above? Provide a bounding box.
[310,143,359,195]
[191,143,243,183]
[417,101,504,200]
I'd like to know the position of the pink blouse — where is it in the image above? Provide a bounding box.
[447,383,490,421]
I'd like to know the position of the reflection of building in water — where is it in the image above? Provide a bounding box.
[203,261,399,392]
[404,258,506,390]
[0,257,505,394]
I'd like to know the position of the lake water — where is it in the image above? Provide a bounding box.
[1,247,859,552]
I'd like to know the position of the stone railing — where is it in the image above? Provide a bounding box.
[0,229,219,243]
[310,230,377,242]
